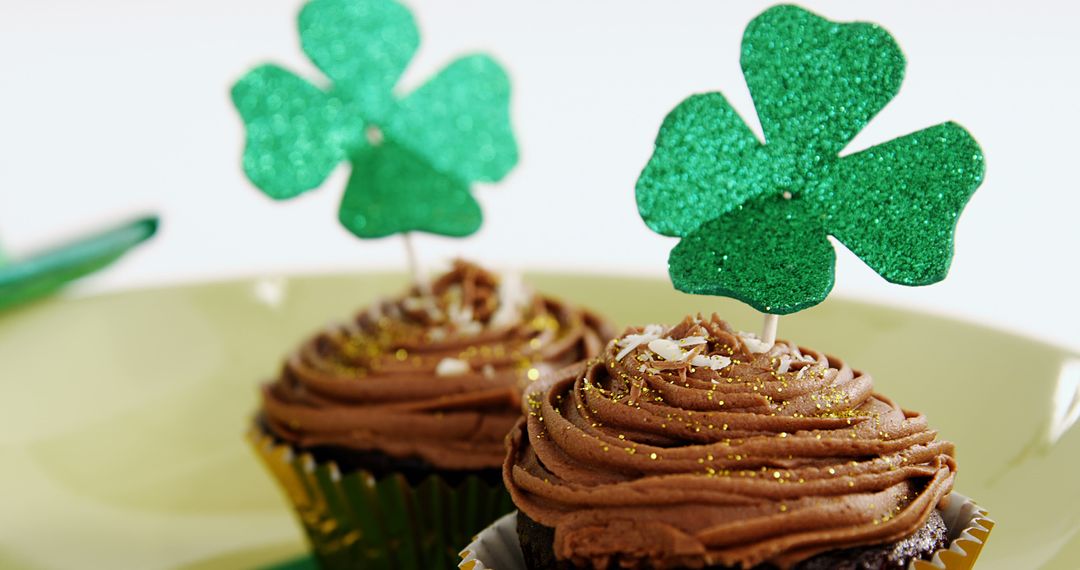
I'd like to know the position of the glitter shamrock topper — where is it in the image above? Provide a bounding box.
[231,0,518,261]
[636,4,985,316]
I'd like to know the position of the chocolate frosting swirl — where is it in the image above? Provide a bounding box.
[261,260,612,470]
[505,315,956,569]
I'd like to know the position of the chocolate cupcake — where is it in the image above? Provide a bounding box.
[503,315,962,570]
[251,260,612,569]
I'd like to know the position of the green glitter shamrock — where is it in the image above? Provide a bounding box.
[231,0,518,239]
[636,4,985,315]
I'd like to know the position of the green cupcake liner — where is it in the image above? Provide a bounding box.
[250,428,515,569]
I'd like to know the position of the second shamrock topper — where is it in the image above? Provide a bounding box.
[232,0,518,289]
[636,4,985,340]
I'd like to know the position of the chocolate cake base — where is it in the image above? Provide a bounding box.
[256,415,503,486]
[516,510,948,570]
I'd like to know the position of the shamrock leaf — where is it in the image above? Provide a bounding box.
[232,65,361,199]
[636,4,984,314]
[339,141,480,238]
[232,0,517,239]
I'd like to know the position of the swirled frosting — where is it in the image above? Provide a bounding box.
[505,315,956,569]
[261,260,612,470]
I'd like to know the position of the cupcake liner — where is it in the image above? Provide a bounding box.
[458,493,992,570]
[912,493,994,570]
[249,428,515,569]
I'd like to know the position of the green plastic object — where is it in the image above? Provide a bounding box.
[635,5,985,314]
[0,216,158,312]
[232,0,518,239]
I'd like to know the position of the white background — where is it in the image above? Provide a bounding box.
[1,0,1077,352]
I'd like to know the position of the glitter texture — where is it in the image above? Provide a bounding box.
[636,4,985,314]
[340,140,479,237]
[231,0,518,239]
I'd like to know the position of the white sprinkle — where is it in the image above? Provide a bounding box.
[648,338,688,361]
[457,321,483,336]
[490,271,531,328]
[365,298,384,321]
[738,331,773,353]
[436,358,470,376]
[691,354,732,371]
[402,295,441,320]
[643,324,666,337]
[615,324,666,360]
[253,277,287,308]
[677,336,708,347]
[447,300,474,327]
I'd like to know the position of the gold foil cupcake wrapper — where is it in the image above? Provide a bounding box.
[913,493,994,570]
[458,493,992,570]
[249,427,514,569]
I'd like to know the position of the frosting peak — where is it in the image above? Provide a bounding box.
[505,315,956,569]
[261,260,611,470]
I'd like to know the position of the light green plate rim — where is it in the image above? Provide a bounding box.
[1,272,1077,569]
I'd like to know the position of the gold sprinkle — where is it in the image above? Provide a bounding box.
[650,453,658,460]
[773,471,782,479]
[394,348,408,361]
[527,368,540,381]
[828,468,836,475]
[779,504,788,512]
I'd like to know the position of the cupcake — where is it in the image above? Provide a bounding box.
[494,315,988,570]
[251,260,613,569]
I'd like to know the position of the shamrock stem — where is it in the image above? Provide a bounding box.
[402,233,432,296]
[761,313,779,347]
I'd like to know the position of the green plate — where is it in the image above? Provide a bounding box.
[1,273,1077,569]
